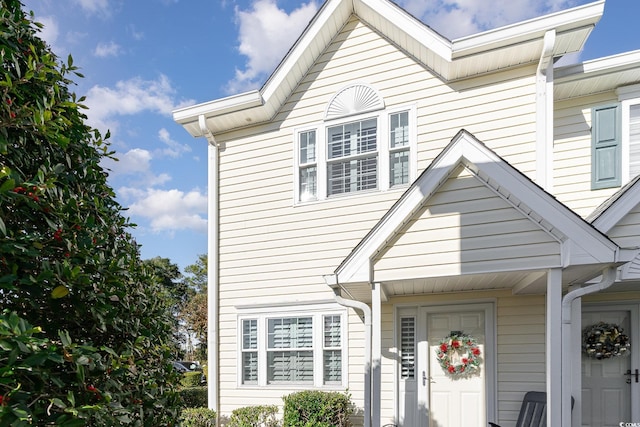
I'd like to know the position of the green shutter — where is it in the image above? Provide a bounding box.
[592,104,621,189]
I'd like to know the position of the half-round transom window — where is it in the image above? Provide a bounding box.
[324,83,385,120]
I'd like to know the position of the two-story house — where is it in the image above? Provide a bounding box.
[173,0,640,425]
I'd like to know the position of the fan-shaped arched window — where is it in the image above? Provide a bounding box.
[325,83,385,120]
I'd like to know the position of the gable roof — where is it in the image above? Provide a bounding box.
[588,174,640,231]
[173,0,605,137]
[331,129,627,288]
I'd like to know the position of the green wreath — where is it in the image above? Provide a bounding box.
[583,322,630,359]
[435,332,482,377]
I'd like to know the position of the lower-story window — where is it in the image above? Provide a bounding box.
[240,311,345,387]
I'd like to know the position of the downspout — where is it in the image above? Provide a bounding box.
[199,115,220,419]
[561,267,617,427]
[536,29,556,191]
[324,275,372,427]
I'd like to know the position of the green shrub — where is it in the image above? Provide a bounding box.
[180,386,208,408]
[228,405,279,427]
[282,390,353,427]
[182,371,204,387]
[180,407,217,427]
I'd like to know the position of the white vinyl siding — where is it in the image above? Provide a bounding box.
[374,167,562,281]
[215,16,541,416]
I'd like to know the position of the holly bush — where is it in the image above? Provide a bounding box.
[0,0,181,425]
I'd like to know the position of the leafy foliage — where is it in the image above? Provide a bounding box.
[0,1,181,424]
[282,390,353,427]
[181,254,207,351]
[228,405,279,427]
[180,371,203,388]
[179,407,217,427]
[178,386,208,409]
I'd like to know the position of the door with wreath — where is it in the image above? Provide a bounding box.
[582,305,640,426]
[417,304,494,427]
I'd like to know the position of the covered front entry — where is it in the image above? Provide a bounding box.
[399,303,495,427]
[581,304,640,426]
[327,131,632,427]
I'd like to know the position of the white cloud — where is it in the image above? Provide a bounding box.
[102,148,171,187]
[398,0,581,39]
[84,74,194,133]
[126,189,208,233]
[73,0,110,16]
[226,0,319,94]
[94,41,122,57]
[157,128,192,158]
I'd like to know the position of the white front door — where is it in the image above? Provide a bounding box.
[415,303,495,427]
[582,305,640,426]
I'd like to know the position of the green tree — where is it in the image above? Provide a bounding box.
[0,1,181,425]
[181,254,207,350]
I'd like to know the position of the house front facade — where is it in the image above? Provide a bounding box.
[173,0,640,425]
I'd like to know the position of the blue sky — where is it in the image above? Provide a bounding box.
[21,0,640,272]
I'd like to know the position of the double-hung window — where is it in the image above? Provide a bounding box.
[295,83,415,203]
[239,310,346,387]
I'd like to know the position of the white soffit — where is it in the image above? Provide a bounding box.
[555,50,640,100]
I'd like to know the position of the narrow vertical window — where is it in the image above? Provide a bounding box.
[400,316,415,379]
[242,319,258,384]
[323,315,342,384]
[299,130,317,201]
[267,317,313,383]
[389,111,410,187]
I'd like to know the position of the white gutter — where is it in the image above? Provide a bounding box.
[199,115,220,420]
[535,29,556,191]
[324,275,371,427]
[561,267,617,427]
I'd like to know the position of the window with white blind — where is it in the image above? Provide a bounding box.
[239,312,345,387]
[629,104,640,178]
[294,96,415,203]
[400,316,416,379]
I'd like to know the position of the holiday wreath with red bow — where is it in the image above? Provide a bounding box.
[435,332,482,377]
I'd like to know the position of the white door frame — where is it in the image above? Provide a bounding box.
[414,302,497,426]
[581,302,640,424]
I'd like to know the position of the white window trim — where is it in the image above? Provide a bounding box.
[617,84,640,184]
[293,104,417,205]
[237,308,348,389]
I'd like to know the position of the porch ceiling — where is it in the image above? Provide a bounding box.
[337,263,631,303]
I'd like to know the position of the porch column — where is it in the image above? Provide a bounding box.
[372,282,382,427]
[569,286,582,427]
[546,268,562,426]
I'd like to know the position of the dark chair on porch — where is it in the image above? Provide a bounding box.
[489,391,573,427]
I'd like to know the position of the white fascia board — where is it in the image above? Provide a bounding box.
[261,0,349,102]
[555,50,640,82]
[591,186,640,233]
[172,91,263,130]
[357,0,452,61]
[451,0,604,58]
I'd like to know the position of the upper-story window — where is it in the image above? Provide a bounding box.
[593,85,640,189]
[295,83,416,203]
